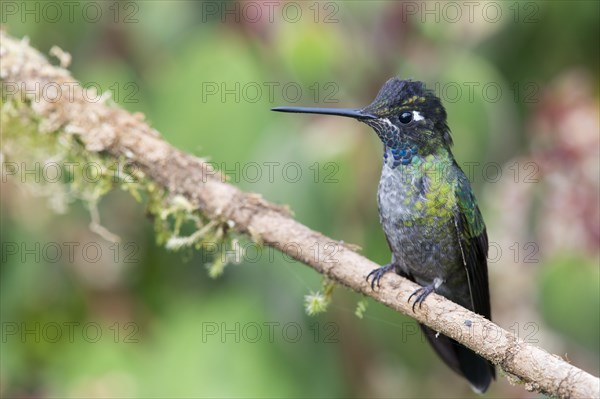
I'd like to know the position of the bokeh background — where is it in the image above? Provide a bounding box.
[1,1,599,398]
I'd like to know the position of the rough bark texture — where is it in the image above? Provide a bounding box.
[1,31,598,399]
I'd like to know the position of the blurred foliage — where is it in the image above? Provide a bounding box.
[540,255,600,352]
[1,1,599,398]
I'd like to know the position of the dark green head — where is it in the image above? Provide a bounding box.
[272,77,452,163]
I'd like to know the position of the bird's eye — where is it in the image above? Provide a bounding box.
[399,112,413,124]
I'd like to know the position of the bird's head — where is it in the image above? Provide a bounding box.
[272,77,452,165]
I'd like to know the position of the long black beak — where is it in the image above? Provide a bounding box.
[271,106,377,120]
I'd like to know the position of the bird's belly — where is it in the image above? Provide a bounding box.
[384,219,472,307]
[385,221,460,279]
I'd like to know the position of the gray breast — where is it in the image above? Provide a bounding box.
[376,159,467,304]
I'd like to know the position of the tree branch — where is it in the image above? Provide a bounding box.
[1,31,598,399]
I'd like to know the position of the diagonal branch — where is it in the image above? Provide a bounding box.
[1,31,598,399]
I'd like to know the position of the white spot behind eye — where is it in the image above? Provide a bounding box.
[412,111,424,121]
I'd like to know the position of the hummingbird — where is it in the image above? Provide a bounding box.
[272,77,495,393]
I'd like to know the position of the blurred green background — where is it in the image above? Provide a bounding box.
[1,1,599,398]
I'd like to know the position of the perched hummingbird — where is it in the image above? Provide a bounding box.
[272,77,495,393]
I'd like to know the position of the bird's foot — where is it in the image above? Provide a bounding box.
[408,278,443,312]
[366,263,395,290]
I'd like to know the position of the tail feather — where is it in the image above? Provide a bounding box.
[420,324,495,393]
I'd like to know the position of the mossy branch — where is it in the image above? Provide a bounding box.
[1,31,598,399]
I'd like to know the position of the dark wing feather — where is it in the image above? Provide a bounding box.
[444,166,495,391]
[454,168,491,320]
